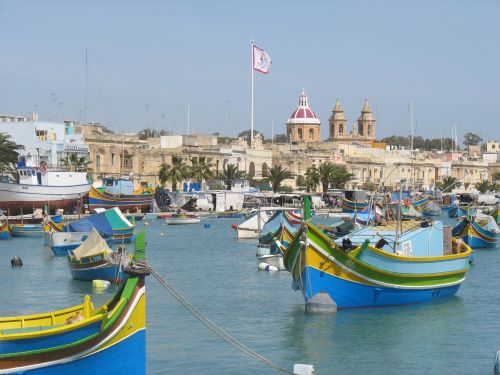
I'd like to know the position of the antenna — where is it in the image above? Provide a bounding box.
[84,49,88,126]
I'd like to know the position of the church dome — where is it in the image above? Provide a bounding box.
[286,91,321,125]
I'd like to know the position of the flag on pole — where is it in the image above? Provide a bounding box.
[253,44,272,74]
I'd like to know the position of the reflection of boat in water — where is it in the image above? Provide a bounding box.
[0,235,149,374]
[0,166,90,215]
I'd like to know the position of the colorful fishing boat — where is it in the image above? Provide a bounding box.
[0,221,10,240]
[88,178,154,212]
[448,205,472,218]
[67,228,131,283]
[452,213,499,248]
[0,232,148,374]
[284,213,472,308]
[441,193,457,212]
[412,195,441,217]
[10,223,45,237]
[59,207,135,244]
[256,211,301,258]
[165,212,201,225]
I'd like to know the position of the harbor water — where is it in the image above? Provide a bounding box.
[0,215,499,374]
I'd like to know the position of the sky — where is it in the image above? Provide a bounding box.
[1,0,499,144]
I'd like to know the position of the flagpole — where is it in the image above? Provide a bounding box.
[251,40,254,146]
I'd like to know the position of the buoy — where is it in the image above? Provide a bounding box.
[92,279,111,290]
[293,364,315,375]
[10,257,23,267]
[258,262,278,272]
[160,232,164,236]
[204,223,210,229]
[230,223,238,229]
[305,291,337,314]
[144,222,149,226]
[495,350,500,373]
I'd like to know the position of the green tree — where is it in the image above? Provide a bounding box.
[61,154,90,172]
[438,176,460,192]
[0,133,24,172]
[267,165,293,192]
[189,156,214,185]
[218,163,246,190]
[329,165,355,189]
[305,166,320,192]
[463,132,483,155]
[158,154,189,191]
[318,162,335,193]
[474,180,491,194]
[491,171,500,183]
[296,175,306,188]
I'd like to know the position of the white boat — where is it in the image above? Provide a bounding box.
[45,231,89,256]
[0,166,91,215]
[165,213,201,225]
[235,207,299,239]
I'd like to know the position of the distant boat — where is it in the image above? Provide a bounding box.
[89,178,154,212]
[0,166,90,215]
[0,221,10,240]
[165,212,201,225]
[0,233,148,373]
[285,219,472,309]
[452,213,499,248]
[412,195,441,217]
[67,228,129,283]
[10,223,45,237]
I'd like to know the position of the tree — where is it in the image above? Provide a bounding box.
[189,156,214,184]
[0,133,24,172]
[61,154,90,172]
[158,154,189,191]
[305,166,320,192]
[218,163,246,190]
[267,165,293,192]
[463,132,483,155]
[273,134,288,143]
[361,181,377,191]
[318,162,335,193]
[474,180,491,194]
[491,171,500,183]
[329,165,355,189]
[438,176,460,192]
[238,129,265,144]
[296,175,306,188]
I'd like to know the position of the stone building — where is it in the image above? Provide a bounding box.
[329,99,376,145]
[286,91,321,143]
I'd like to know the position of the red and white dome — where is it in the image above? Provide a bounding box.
[286,91,321,125]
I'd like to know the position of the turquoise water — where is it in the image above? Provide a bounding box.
[0,215,499,374]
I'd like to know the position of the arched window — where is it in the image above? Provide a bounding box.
[262,162,268,177]
[339,124,343,135]
[248,162,255,178]
[359,124,364,135]
[298,128,303,141]
[309,128,314,140]
[367,125,371,136]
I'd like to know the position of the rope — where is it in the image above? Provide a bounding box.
[137,263,296,374]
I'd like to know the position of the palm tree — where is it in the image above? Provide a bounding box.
[439,176,460,192]
[61,153,90,172]
[0,132,24,172]
[474,180,491,194]
[329,165,354,189]
[318,162,335,193]
[305,166,320,193]
[296,175,306,189]
[267,165,293,192]
[189,156,214,185]
[158,154,189,191]
[218,163,246,190]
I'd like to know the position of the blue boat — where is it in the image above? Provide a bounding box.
[10,223,45,237]
[67,228,129,283]
[448,205,473,218]
[452,213,499,248]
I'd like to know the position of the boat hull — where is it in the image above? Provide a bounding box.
[69,262,126,283]
[88,187,153,212]
[0,182,90,215]
[11,224,45,237]
[165,217,200,225]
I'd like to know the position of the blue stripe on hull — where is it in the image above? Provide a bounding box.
[298,267,462,309]
[6,329,146,375]
[51,243,82,256]
[69,265,126,283]
[461,235,497,249]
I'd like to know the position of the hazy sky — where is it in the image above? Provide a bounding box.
[1,0,499,143]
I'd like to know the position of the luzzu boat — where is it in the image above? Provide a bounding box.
[341,197,369,213]
[67,228,135,283]
[448,205,472,219]
[412,195,441,217]
[10,223,45,237]
[0,232,148,374]
[284,208,472,309]
[89,178,154,212]
[452,213,499,248]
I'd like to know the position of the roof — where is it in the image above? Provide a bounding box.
[286,91,321,125]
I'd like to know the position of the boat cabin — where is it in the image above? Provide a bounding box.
[102,178,134,195]
[18,167,88,186]
[344,190,367,203]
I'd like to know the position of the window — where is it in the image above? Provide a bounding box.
[111,153,115,166]
[367,125,371,136]
[96,155,101,169]
[309,128,314,140]
[339,124,343,135]
[298,128,303,140]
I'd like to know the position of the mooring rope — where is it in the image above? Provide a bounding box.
[136,262,296,374]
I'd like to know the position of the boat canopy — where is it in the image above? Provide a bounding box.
[67,207,134,236]
[72,228,112,258]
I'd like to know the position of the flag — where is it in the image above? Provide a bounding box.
[253,44,272,74]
